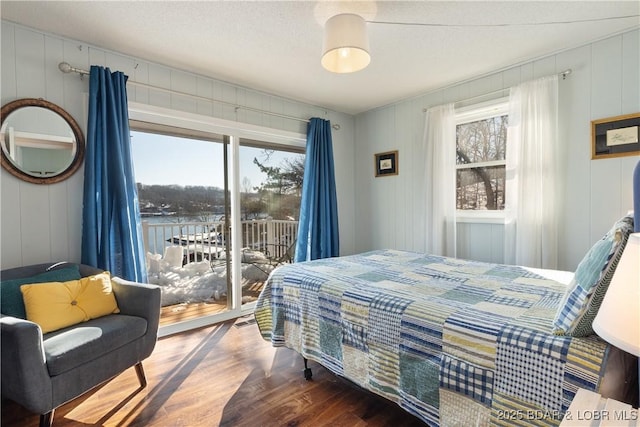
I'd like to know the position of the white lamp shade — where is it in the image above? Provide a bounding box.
[321,13,370,73]
[592,232,640,356]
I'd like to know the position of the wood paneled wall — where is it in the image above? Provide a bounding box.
[354,29,640,271]
[0,21,356,268]
[2,21,638,272]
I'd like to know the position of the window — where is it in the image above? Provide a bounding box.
[128,102,306,336]
[455,99,508,212]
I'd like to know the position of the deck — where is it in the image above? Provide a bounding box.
[159,278,264,327]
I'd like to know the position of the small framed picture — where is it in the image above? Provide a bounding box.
[374,150,398,177]
[591,112,640,159]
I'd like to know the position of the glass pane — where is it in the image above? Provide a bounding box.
[456,165,505,210]
[238,144,304,306]
[456,115,508,165]
[130,130,231,326]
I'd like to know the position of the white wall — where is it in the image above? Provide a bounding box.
[2,22,638,272]
[0,22,356,268]
[354,29,640,271]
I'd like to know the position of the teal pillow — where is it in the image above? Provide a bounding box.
[1,266,81,319]
[552,215,634,337]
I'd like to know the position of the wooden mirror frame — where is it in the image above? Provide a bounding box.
[1,98,85,184]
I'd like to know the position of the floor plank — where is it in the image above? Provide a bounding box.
[1,317,425,426]
[158,278,265,327]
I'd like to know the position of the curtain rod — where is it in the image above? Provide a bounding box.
[422,69,572,112]
[58,62,340,130]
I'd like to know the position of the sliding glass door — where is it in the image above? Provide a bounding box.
[130,128,233,332]
[127,103,306,336]
[237,141,304,309]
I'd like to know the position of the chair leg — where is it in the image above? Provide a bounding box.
[39,410,54,427]
[134,362,147,388]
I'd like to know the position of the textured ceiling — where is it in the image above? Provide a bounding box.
[1,1,639,115]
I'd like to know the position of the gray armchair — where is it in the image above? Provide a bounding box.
[1,262,161,427]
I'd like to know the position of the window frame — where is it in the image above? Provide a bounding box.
[455,97,509,223]
[128,102,306,336]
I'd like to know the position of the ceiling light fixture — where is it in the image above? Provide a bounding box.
[321,13,370,74]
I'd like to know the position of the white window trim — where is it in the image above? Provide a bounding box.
[455,211,507,224]
[128,102,306,149]
[128,102,306,337]
[455,97,509,125]
[456,159,505,170]
[455,97,509,222]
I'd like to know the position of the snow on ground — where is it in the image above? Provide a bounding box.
[146,246,274,306]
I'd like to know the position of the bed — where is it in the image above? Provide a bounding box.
[254,214,637,426]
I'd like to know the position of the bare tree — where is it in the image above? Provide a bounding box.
[456,115,507,210]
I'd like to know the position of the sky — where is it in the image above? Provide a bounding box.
[130,130,302,190]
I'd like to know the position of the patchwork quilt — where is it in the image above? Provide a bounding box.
[254,250,610,427]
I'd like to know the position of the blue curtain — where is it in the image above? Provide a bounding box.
[294,118,339,262]
[81,66,148,282]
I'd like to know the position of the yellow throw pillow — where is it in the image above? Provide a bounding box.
[20,272,120,334]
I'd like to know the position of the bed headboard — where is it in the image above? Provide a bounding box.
[634,160,640,232]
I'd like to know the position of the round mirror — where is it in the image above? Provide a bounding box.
[1,98,85,184]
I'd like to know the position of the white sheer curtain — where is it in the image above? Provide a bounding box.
[423,103,457,257]
[504,75,559,268]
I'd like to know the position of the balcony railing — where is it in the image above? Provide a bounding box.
[142,218,298,313]
[141,219,298,264]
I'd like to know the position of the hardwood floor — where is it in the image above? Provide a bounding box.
[1,316,425,426]
[159,300,227,327]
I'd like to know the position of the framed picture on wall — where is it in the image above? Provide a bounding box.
[591,112,640,159]
[374,150,398,177]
